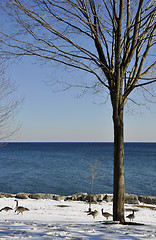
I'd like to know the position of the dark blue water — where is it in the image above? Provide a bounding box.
[0,142,155,196]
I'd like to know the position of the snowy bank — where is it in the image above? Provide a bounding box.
[0,196,156,239]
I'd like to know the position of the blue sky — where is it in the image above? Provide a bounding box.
[1,1,155,143]
[9,57,156,142]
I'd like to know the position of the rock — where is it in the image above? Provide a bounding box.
[53,195,66,201]
[125,194,139,204]
[66,193,106,202]
[77,193,88,201]
[0,193,5,198]
[104,194,113,202]
[16,193,29,199]
[69,193,88,201]
[87,194,98,203]
[138,195,156,204]
[0,192,15,198]
[64,196,73,201]
[103,194,139,204]
[0,192,156,205]
[5,193,15,198]
[96,194,106,202]
[29,193,54,199]
[87,194,104,203]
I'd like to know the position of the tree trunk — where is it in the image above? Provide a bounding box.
[88,169,94,212]
[113,109,125,223]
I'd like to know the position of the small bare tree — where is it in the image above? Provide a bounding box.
[0,0,155,222]
[87,159,103,212]
[0,65,22,141]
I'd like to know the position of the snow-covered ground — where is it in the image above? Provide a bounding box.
[0,197,156,239]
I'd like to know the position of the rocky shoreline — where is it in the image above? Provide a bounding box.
[0,192,156,205]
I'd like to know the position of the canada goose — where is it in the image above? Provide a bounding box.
[126,210,135,221]
[87,210,99,218]
[101,209,113,220]
[15,200,29,214]
[0,207,13,212]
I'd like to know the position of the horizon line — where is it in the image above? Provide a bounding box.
[6,141,156,143]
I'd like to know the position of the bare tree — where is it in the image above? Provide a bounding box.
[0,0,155,222]
[0,65,22,142]
[88,160,97,212]
[86,159,104,212]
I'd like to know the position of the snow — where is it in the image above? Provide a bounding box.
[0,197,156,239]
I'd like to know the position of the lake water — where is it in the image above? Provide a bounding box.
[0,142,155,196]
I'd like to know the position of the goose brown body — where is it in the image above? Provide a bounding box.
[15,200,29,214]
[101,209,113,220]
[0,207,13,212]
[87,210,99,218]
[126,210,135,221]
